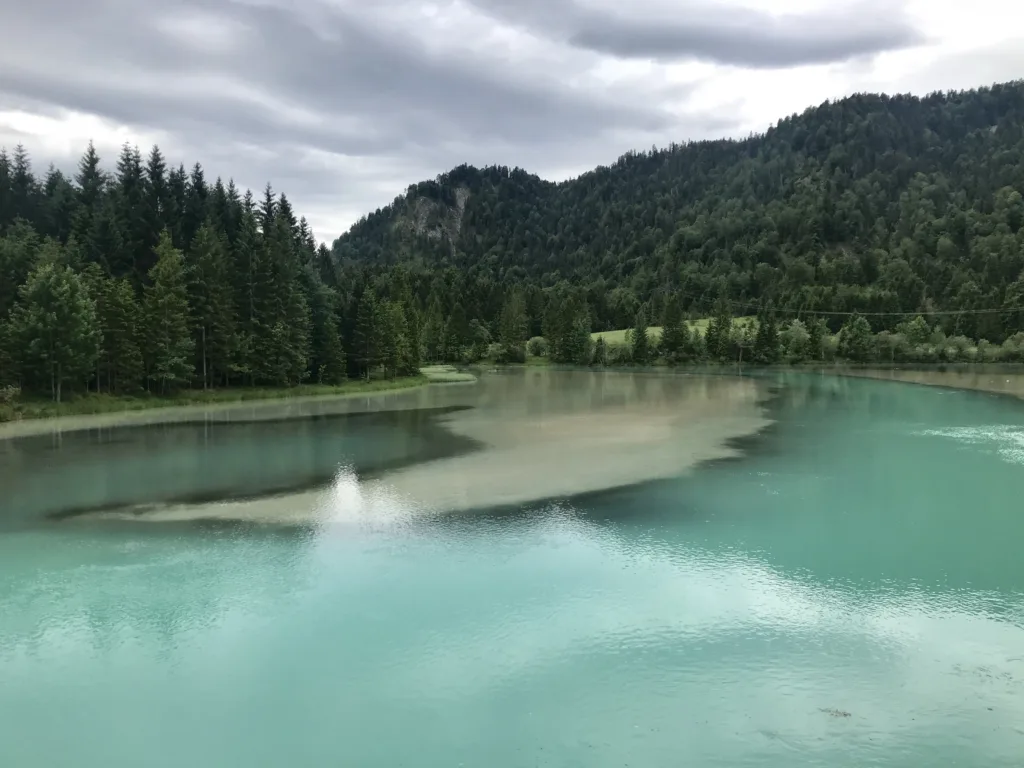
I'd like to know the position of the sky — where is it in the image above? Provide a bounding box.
[1,0,1023,244]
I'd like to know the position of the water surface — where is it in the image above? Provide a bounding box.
[2,370,1023,767]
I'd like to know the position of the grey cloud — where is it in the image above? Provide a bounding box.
[0,0,736,239]
[465,0,924,67]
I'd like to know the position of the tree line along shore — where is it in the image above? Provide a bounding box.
[4,82,1024,420]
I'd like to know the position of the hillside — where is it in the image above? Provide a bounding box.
[333,81,1024,339]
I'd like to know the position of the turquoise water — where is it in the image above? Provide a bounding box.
[2,372,1024,766]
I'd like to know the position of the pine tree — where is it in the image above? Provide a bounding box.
[10,145,39,224]
[0,149,12,231]
[660,294,689,363]
[72,142,106,265]
[231,197,260,383]
[807,317,827,361]
[354,288,380,379]
[186,222,237,388]
[592,336,607,366]
[402,305,421,373]
[705,297,733,361]
[40,166,78,243]
[183,163,208,249]
[752,302,781,364]
[420,297,445,362]
[379,301,411,378]
[0,221,40,318]
[498,290,528,363]
[9,261,100,402]
[443,302,469,362]
[98,277,144,393]
[630,307,650,364]
[143,231,194,392]
[308,282,346,384]
[113,143,146,283]
[143,145,168,264]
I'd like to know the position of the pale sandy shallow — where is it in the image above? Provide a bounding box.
[80,371,772,524]
[838,367,1024,400]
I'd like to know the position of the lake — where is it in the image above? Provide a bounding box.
[2,369,1023,767]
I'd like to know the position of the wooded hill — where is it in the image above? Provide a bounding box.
[334,80,1024,339]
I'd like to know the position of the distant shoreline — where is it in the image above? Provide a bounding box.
[0,376,428,439]
[831,366,1024,401]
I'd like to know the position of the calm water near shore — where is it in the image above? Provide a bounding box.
[2,369,1023,767]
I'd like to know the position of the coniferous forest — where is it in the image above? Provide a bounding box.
[3,81,1024,413]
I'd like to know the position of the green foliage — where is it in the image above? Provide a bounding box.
[143,232,194,392]
[630,307,650,364]
[97,277,144,393]
[752,303,781,364]
[838,314,875,363]
[526,336,548,357]
[8,261,100,402]
[498,290,528,363]
[659,294,690,364]
[592,336,607,366]
[186,221,236,388]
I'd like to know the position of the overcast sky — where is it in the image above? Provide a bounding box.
[2,0,1022,243]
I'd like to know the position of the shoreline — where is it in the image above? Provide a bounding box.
[832,367,1024,401]
[0,376,429,440]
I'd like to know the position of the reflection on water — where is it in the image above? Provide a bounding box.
[2,371,1024,767]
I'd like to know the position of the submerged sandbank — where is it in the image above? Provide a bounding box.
[838,367,1024,400]
[81,371,772,524]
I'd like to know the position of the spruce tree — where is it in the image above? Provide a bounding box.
[660,294,689,364]
[9,261,100,402]
[443,302,469,362]
[186,222,237,388]
[630,307,650,364]
[354,288,380,379]
[72,142,105,264]
[420,296,444,363]
[753,302,781,364]
[98,277,144,393]
[498,290,528,363]
[807,317,827,361]
[143,231,194,393]
[592,336,607,366]
[308,282,346,384]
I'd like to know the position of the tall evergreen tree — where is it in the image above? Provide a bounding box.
[630,306,650,364]
[143,231,194,392]
[97,277,144,393]
[9,261,100,402]
[354,288,380,379]
[753,302,781,364]
[498,289,528,363]
[186,222,237,388]
[307,281,347,384]
[660,294,689,364]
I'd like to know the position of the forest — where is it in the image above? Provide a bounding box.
[2,80,1024,410]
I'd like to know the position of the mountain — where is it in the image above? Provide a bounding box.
[333,81,1024,339]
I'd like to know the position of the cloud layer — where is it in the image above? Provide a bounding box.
[0,0,1020,241]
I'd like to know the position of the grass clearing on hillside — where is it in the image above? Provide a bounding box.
[591,317,757,344]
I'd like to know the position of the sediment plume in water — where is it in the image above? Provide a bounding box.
[72,371,773,524]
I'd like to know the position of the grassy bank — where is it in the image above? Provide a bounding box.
[0,376,427,423]
[590,317,758,345]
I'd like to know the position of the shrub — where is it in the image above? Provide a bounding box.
[526,336,548,357]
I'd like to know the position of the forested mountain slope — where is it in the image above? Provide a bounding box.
[334,81,1024,339]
